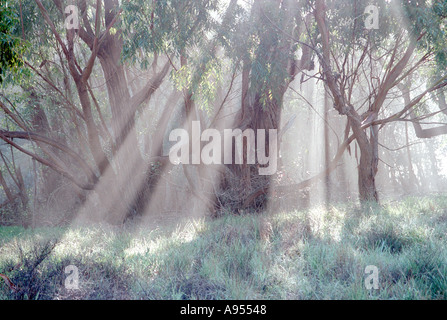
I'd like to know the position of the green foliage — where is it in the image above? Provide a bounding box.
[220,0,304,108]
[401,0,447,67]
[122,0,225,111]
[121,0,219,63]
[320,0,447,70]
[0,1,25,83]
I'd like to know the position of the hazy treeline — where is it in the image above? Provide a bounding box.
[0,0,446,227]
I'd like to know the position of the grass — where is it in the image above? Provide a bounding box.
[1,194,447,300]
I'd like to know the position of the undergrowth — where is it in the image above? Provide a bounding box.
[1,195,447,300]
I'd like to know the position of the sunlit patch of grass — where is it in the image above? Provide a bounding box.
[0,194,446,300]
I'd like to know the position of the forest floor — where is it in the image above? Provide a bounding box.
[1,194,447,300]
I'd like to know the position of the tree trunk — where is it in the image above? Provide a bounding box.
[357,143,379,202]
[0,170,14,204]
[353,120,379,202]
[218,0,313,211]
[324,87,331,203]
[405,122,419,192]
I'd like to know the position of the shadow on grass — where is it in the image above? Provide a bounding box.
[2,194,447,300]
[0,236,134,300]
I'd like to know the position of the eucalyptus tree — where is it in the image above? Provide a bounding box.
[197,0,317,211]
[238,0,447,205]
[309,0,447,202]
[120,0,220,215]
[0,0,219,223]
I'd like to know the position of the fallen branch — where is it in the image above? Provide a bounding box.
[0,274,20,293]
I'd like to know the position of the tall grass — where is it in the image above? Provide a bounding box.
[1,195,447,300]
